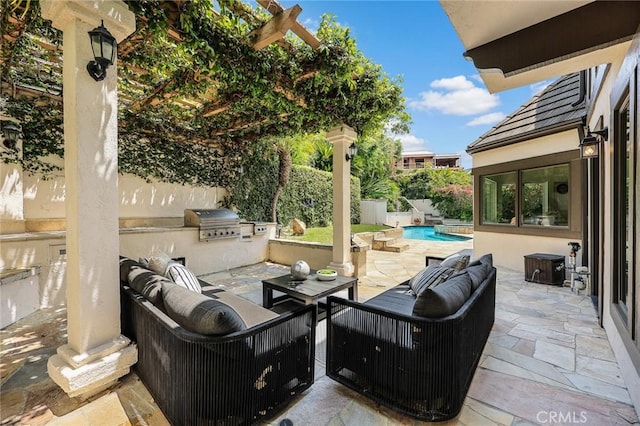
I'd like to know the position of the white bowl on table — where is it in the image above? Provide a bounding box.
[316,269,337,281]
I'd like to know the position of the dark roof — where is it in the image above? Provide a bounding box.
[467,72,586,154]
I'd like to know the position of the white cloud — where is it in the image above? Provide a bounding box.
[396,134,428,151]
[530,80,553,96]
[458,151,473,170]
[466,112,506,126]
[301,17,320,34]
[409,75,499,116]
[430,75,475,91]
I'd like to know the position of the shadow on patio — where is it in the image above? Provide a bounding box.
[1,240,638,425]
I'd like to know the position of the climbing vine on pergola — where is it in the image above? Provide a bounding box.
[1,0,409,187]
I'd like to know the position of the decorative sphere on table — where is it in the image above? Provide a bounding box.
[291,260,310,280]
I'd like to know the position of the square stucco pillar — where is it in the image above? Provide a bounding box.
[326,124,357,276]
[40,0,137,399]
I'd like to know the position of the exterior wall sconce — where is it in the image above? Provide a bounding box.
[345,142,358,161]
[1,121,21,150]
[86,20,117,81]
[580,127,608,159]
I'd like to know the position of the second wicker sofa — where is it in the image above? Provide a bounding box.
[326,253,495,422]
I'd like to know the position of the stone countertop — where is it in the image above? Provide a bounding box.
[0,226,197,243]
[0,266,40,285]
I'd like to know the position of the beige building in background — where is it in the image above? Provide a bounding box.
[395,151,461,170]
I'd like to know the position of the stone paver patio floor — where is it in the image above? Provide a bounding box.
[2,239,639,425]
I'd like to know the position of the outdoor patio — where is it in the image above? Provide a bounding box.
[1,238,639,425]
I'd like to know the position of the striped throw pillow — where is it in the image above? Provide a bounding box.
[409,265,454,295]
[165,262,202,293]
[440,253,470,272]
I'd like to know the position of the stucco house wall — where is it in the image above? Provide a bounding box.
[592,42,640,415]
[1,163,265,308]
[469,81,585,274]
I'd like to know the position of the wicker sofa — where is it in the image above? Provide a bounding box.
[119,257,316,425]
[326,253,495,422]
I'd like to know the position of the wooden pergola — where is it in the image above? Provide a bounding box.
[1,0,401,150]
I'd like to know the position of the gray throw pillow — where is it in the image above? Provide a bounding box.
[409,265,454,295]
[413,271,472,318]
[120,258,145,283]
[161,281,247,335]
[465,263,490,291]
[440,253,470,272]
[468,253,493,268]
[128,266,168,307]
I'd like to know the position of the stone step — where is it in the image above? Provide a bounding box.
[382,243,410,253]
[372,237,395,251]
[372,237,409,252]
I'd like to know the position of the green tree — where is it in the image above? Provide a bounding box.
[351,133,402,201]
[431,184,473,221]
[309,138,334,172]
[396,165,471,200]
[289,133,324,166]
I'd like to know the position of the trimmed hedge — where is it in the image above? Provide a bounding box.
[278,166,361,227]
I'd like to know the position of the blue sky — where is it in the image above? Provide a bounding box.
[278,1,551,168]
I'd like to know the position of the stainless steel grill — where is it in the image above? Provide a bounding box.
[184,208,241,241]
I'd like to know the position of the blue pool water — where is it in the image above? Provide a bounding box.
[403,226,471,242]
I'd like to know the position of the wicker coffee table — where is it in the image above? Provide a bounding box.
[262,271,358,320]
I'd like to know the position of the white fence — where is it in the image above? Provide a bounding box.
[360,199,442,227]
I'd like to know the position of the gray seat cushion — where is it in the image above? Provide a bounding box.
[209,290,279,328]
[162,281,247,335]
[364,283,415,316]
[412,272,473,318]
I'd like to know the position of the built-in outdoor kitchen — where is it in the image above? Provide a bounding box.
[120,208,275,277]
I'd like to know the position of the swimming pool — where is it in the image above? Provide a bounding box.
[403,226,471,242]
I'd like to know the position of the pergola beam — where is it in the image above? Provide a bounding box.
[250,5,302,51]
[257,0,321,50]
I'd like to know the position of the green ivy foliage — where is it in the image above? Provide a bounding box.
[227,139,280,221]
[278,165,360,227]
[1,96,64,176]
[1,0,394,219]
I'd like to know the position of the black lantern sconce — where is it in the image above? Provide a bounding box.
[345,142,358,161]
[580,127,608,159]
[1,121,21,150]
[86,20,117,81]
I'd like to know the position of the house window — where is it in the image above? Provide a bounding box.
[481,172,516,225]
[481,165,570,228]
[475,151,581,238]
[613,98,632,322]
[521,165,570,227]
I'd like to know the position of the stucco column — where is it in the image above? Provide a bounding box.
[326,124,357,276]
[40,0,137,398]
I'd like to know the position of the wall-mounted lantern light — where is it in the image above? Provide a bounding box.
[1,121,21,150]
[580,127,608,159]
[86,20,117,81]
[345,142,358,161]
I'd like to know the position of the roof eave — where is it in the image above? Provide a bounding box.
[443,1,640,93]
[466,119,584,155]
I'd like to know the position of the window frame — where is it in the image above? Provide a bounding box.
[473,151,583,239]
